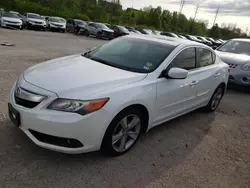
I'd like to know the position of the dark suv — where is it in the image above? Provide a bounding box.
[66,19,87,34]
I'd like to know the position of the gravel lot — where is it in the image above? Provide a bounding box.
[0,29,249,188]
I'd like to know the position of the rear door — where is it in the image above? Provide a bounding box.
[194,47,222,105]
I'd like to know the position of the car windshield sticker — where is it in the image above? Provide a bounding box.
[143,62,153,70]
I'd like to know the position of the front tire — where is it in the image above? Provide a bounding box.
[101,108,144,156]
[205,85,224,112]
[84,29,89,36]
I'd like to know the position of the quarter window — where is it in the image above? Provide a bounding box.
[169,48,196,70]
[197,48,214,67]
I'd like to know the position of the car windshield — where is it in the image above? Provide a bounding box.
[217,40,250,56]
[96,23,109,29]
[75,20,86,25]
[117,26,129,33]
[50,17,63,23]
[28,14,42,19]
[60,18,66,23]
[83,38,175,73]
[3,12,19,18]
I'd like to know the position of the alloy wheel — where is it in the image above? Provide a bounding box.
[112,114,141,152]
[211,87,223,110]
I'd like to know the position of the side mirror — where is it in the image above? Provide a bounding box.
[212,46,217,50]
[166,68,188,79]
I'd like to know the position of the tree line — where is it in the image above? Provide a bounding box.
[1,0,248,39]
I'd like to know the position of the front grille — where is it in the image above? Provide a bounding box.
[15,96,40,108]
[229,75,235,80]
[34,21,42,24]
[54,24,62,27]
[7,21,19,24]
[228,63,238,69]
[29,129,84,148]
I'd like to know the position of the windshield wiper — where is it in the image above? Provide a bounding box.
[89,57,113,66]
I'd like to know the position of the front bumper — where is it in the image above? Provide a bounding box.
[228,67,250,86]
[2,21,22,29]
[27,22,46,29]
[100,31,113,39]
[49,25,66,31]
[9,78,112,154]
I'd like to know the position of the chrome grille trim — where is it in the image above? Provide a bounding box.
[15,86,46,103]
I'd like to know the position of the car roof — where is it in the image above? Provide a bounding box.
[232,38,250,42]
[27,13,39,15]
[123,34,203,47]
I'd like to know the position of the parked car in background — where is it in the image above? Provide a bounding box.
[138,28,154,35]
[22,13,46,31]
[215,39,250,87]
[206,37,222,48]
[130,29,141,34]
[177,34,187,39]
[161,32,178,38]
[45,17,66,32]
[125,27,141,34]
[109,25,129,38]
[196,36,213,47]
[66,19,87,34]
[125,26,135,30]
[182,34,204,44]
[0,12,23,29]
[0,8,4,14]
[153,30,162,35]
[84,22,114,39]
[8,35,229,156]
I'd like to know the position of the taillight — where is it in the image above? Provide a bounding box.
[228,65,231,73]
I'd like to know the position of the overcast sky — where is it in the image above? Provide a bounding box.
[120,0,250,32]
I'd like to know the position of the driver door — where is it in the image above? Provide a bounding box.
[154,47,199,125]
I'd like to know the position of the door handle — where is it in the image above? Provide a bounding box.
[214,73,220,78]
[190,80,199,86]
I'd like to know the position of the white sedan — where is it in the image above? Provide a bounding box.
[8,35,229,156]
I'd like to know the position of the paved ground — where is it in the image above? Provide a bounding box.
[0,29,249,188]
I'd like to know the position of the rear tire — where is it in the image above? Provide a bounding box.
[101,108,144,156]
[204,85,224,112]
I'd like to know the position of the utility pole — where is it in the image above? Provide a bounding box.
[179,0,185,14]
[213,5,220,26]
[193,1,200,21]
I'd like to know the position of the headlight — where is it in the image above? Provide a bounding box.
[50,23,56,27]
[241,63,250,71]
[47,98,109,115]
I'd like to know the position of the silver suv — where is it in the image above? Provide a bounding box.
[23,13,46,31]
[84,22,114,39]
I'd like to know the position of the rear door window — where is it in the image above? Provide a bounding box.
[197,48,214,67]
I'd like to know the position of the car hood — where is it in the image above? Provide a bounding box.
[50,21,65,26]
[102,28,114,33]
[77,24,86,28]
[23,55,147,98]
[215,50,250,65]
[2,17,22,22]
[28,18,44,23]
